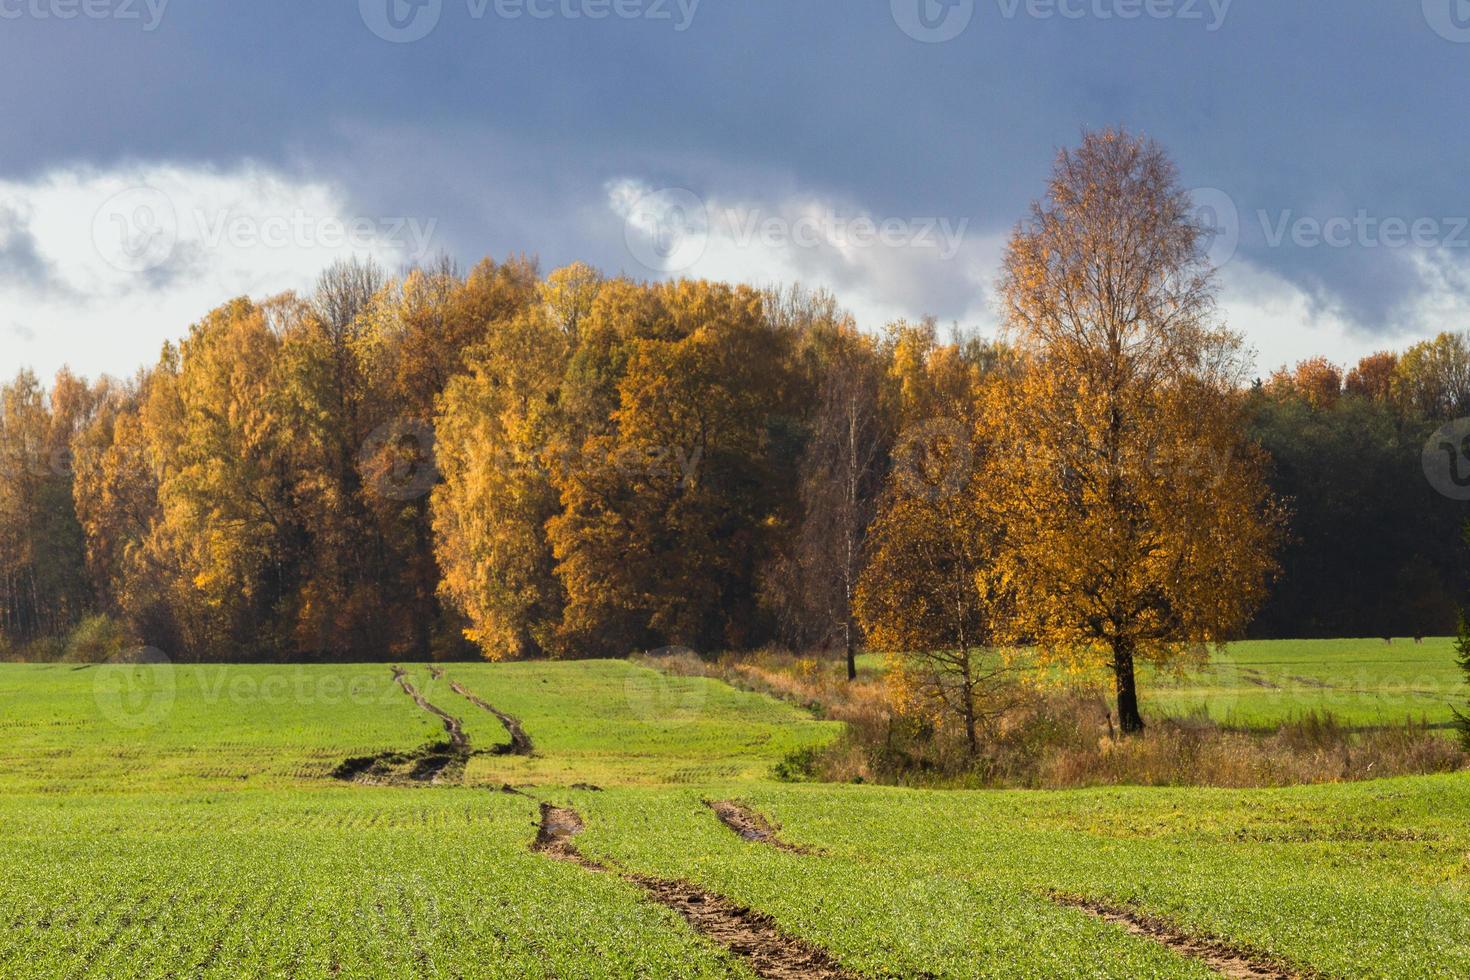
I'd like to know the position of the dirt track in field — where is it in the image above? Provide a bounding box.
[532,803,858,980]
[1238,669,1282,690]
[392,667,468,749]
[446,678,535,756]
[331,667,471,784]
[1052,895,1299,979]
[706,800,821,856]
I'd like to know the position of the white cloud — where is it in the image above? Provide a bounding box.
[606,177,1005,335]
[607,176,1470,376]
[1216,254,1470,375]
[0,162,440,381]
[10,159,1469,386]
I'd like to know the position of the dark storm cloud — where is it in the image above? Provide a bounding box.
[0,205,68,297]
[2,0,1468,355]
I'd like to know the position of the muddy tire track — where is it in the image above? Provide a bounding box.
[392,667,468,749]
[532,804,858,979]
[533,803,596,864]
[332,668,471,785]
[706,800,822,856]
[1052,895,1299,979]
[446,678,535,756]
[1238,669,1282,691]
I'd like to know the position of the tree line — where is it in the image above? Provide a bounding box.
[2,130,1468,732]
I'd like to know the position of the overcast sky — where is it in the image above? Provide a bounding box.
[4,0,1470,381]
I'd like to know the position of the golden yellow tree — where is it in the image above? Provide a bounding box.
[546,280,793,656]
[432,303,572,659]
[1266,357,1343,409]
[134,299,302,659]
[989,129,1283,734]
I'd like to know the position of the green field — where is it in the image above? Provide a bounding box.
[849,637,1465,729]
[2,645,1467,978]
[1146,638,1466,728]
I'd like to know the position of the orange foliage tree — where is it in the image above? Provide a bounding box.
[988,129,1284,734]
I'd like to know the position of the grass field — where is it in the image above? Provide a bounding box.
[852,637,1464,728]
[1,644,1467,977]
[1145,638,1466,728]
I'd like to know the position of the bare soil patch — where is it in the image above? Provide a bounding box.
[330,667,471,785]
[706,800,821,855]
[532,804,857,979]
[330,743,467,784]
[532,803,598,864]
[1052,895,1299,979]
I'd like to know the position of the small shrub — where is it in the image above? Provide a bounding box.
[63,615,132,664]
[20,636,66,664]
[773,745,822,782]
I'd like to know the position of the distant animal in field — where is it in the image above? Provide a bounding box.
[1413,636,1424,645]
[1383,637,1393,645]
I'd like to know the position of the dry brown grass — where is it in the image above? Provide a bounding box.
[634,648,887,725]
[639,650,1469,789]
[1028,707,1465,789]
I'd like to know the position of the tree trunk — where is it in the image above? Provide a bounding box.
[1111,638,1145,735]
[414,496,433,663]
[845,623,857,682]
[962,656,979,758]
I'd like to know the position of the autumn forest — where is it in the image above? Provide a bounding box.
[3,132,1469,735]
